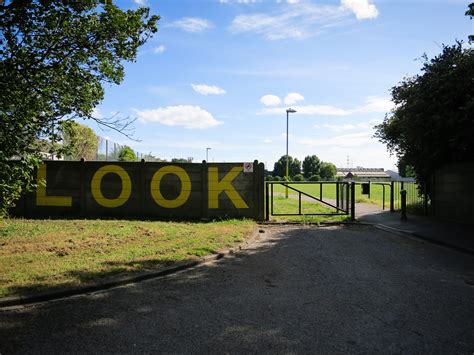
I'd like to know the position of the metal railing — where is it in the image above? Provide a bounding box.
[265,181,355,221]
[356,180,430,215]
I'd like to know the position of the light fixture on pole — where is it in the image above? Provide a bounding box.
[206,147,211,162]
[285,108,297,198]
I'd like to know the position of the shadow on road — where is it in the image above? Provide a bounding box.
[1,224,473,353]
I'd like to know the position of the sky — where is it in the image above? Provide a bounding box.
[87,0,472,171]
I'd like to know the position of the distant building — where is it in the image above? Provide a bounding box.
[384,169,401,180]
[336,167,390,180]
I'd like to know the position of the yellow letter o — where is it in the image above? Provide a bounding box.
[151,166,191,208]
[91,165,131,208]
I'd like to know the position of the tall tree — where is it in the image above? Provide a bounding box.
[320,162,337,180]
[374,42,474,191]
[467,3,474,43]
[302,155,321,179]
[0,1,159,215]
[60,121,99,161]
[273,155,301,179]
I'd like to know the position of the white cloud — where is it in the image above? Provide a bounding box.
[220,0,261,3]
[322,123,357,131]
[229,0,378,40]
[297,131,374,148]
[135,105,222,129]
[260,94,281,106]
[276,0,300,4]
[191,84,226,96]
[153,45,166,54]
[341,0,379,20]
[284,92,304,105]
[320,119,382,131]
[263,138,273,143]
[170,17,212,33]
[355,96,394,113]
[259,96,393,116]
[134,0,146,5]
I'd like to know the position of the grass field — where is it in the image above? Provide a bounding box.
[270,181,423,209]
[269,195,350,223]
[0,218,255,298]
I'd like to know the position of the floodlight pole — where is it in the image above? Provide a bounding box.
[285,108,296,198]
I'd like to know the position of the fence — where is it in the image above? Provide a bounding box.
[12,160,265,221]
[60,136,164,162]
[355,180,429,214]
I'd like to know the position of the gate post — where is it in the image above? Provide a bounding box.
[400,189,407,220]
[390,181,395,212]
[350,181,355,221]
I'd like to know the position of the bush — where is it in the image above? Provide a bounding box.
[292,174,305,181]
[308,174,321,181]
[273,176,282,181]
[265,176,274,181]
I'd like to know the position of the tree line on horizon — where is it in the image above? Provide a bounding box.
[269,155,337,182]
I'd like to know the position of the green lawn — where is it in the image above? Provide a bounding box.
[268,195,350,223]
[0,218,256,298]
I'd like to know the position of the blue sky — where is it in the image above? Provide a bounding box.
[89,0,472,171]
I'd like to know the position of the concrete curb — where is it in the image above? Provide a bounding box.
[0,228,264,309]
[373,223,474,256]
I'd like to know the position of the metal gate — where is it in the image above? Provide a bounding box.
[265,181,355,221]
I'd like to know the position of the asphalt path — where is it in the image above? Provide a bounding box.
[1,225,473,353]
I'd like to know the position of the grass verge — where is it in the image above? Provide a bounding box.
[0,218,255,298]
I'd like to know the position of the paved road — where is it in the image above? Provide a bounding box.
[1,225,473,353]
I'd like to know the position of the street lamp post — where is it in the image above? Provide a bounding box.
[285,108,297,198]
[206,147,211,162]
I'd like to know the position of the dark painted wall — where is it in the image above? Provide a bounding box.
[433,162,474,224]
[13,160,265,221]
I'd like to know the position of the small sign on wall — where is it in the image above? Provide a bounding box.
[243,162,253,173]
